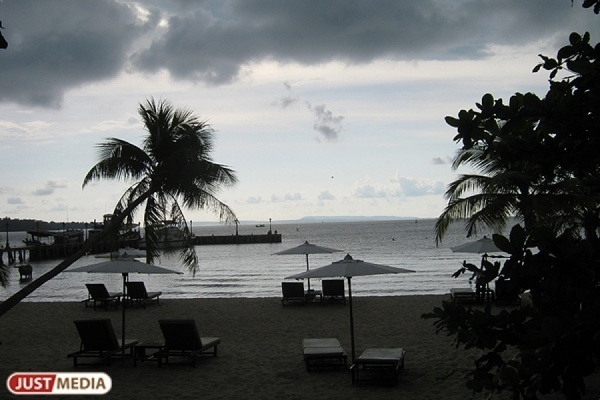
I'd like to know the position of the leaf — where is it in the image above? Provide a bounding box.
[481,93,494,110]
[544,58,559,70]
[557,45,575,60]
[493,234,512,254]
[509,224,527,250]
[445,116,460,128]
[498,364,519,386]
[569,32,582,46]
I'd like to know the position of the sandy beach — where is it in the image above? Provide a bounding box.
[0,295,512,400]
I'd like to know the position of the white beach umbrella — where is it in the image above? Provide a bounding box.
[273,240,343,290]
[286,254,415,362]
[67,259,182,362]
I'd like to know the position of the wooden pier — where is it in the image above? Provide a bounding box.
[193,233,282,245]
[0,233,282,264]
[0,246,31,265]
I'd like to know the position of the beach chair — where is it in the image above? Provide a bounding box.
[125,281,161,308]
[84,284,122,310]
[156,319,221,368]
[351,348,405,386]
[322,279,346,305]
[281,281,306,306]
[450,287,477,303]
[302,338,348,371]
[67,319,138,367]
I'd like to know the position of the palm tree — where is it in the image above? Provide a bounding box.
[0,98,237,318]
[84,98,237,273]
[435,144,528,245]
[435,122,593,245]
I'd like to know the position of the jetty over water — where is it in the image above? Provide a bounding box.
[0,232,282,263]
[193,233,281,245]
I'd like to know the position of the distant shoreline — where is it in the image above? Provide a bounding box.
[1,216,436,232]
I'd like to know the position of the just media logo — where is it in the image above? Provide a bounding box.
[7,372,111,395]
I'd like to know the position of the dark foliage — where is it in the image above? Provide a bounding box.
[424,31,600,400]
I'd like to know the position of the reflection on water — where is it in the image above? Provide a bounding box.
[0,219,501,302]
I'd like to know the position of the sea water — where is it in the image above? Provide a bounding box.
[0,219,499,302]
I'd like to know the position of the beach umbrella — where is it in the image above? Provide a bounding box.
[286,254,415,362]
[451,236,502,254]
[274,241,342,290]
[67,259,182,362]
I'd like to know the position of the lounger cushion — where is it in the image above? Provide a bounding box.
[302,338,347,371]
[352,348,405,385]
[356,348,405,363]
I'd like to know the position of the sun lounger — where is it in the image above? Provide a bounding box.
[450,287,477,303]
[125,281,161,308]
[67,319,138,367]
[281,281,306,306]
[322,279,346,305]
[302,338,348,371]
[351,348,405,385]
[156,319,220,367]
[84,283,122,310]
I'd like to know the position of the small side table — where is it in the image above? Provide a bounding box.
[133,342,164,367]
[305,290,322,304]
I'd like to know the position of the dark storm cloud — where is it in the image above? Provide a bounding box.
[1,0,598,108]
[133,0,598,83]
[0,0,153,107]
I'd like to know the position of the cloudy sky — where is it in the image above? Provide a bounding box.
[0,1,598,225]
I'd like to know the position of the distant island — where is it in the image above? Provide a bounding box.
[297,216,417,223]
[226,216,425,226]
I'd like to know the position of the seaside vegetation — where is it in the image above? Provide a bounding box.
[0,218,93,233]
[0,98,237,316]
[424,28,600,400]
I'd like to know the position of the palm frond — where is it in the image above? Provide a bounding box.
[0,264,10,288]
[142,195,167,264]
[166,199,199,275]
[82,139,150,187]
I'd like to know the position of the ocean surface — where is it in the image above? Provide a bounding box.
[0,219,499,302]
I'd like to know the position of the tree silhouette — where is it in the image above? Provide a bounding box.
[0,20,8,49]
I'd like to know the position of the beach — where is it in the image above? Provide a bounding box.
[0,295,519,400]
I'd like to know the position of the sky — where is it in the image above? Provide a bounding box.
[0,1,598,225]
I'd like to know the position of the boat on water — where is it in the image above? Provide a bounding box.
[86,214,142,251]
[255,224,265,227]
[94,248,146,259]
[138,221,190,250]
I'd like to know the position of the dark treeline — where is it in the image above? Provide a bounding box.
[1,218,96,232]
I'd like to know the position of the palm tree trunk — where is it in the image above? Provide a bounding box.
[0,242,97,318]
[0,195,149,319]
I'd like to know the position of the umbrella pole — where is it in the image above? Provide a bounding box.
[347,277,355,363]
[305,254,311,291]
[121,273,127,365]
